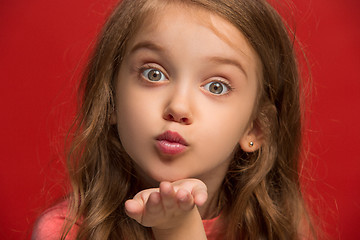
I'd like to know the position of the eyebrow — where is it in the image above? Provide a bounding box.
[207,56,248,78]
[128,41,248,78]
[128,41,165,55]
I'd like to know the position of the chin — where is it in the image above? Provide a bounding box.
[149,171,190,183]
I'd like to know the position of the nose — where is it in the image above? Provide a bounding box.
[163,89,193,125]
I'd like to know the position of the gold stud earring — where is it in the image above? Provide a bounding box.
[249,141,254,147]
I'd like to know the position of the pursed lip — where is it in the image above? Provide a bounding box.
[156,130,188,145]
[155,130,188,155]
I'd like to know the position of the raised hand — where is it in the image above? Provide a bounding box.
[125,178,208,230]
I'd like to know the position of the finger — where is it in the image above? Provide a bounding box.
[191,183,208,207]
[132,188,159,203]
[124,199,143,223]
[159,181,176,210]
[144,191,162,216]
[125,188,160,224]
[176,188,194,211]
[140,191,163,227]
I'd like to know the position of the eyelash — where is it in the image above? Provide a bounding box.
[136,64,234,95]
[203,79,233,96]
[137,64,168,81]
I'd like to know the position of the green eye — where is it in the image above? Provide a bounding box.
[203,81,229,95]
[142,69,166,81]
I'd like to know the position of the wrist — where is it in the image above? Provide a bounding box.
[152,206,207,240]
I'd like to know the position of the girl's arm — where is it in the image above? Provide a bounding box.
[125,179,208,240]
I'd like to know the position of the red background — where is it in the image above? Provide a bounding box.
[0,0,359,239]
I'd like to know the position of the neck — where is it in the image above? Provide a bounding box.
[198,192,221,219]
[197,172,227,219]
[197,157,232,220]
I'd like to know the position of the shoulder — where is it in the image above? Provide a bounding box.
[32,201,80,240]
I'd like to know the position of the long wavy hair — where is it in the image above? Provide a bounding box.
[62,0,315,239]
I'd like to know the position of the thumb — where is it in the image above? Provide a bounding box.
[124,199,144,223]
[124,188,159,222]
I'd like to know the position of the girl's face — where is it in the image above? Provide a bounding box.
[114,3,261,187]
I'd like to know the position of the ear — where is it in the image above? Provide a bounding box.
[239,120,264,152]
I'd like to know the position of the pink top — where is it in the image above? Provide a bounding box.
[32,201,80,240]
[32,201,220,240]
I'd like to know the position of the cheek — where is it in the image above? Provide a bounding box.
[198,117,245,156]
[115,85,162,156]
[194,103,252,159]
[205,100,252,136]
[117,95,148,134]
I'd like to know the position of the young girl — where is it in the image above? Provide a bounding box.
[33,0,315,239]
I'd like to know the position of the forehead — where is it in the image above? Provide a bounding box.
[132,3,258,56]
[123,1,261,80]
